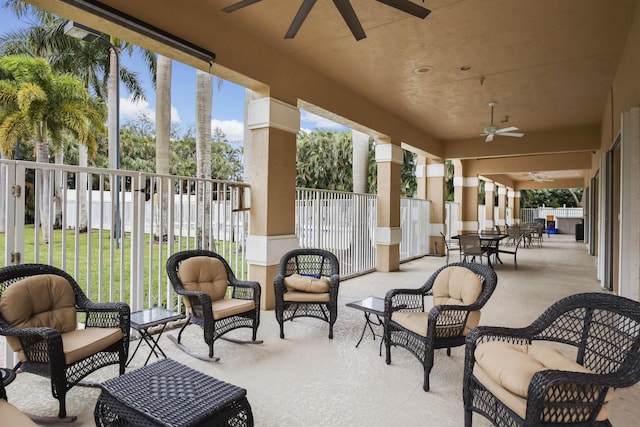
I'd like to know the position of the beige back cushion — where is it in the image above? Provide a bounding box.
[178,256,228,306]
[284,274,330,293]
[432,266,482,306]
[0,274,77,352]
[432,266,483,332]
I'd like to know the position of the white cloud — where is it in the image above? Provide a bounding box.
[119,98,181,124]
[300,110,344,130]
[212,119,244,143]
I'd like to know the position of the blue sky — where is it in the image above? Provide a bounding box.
[0,9,344,144]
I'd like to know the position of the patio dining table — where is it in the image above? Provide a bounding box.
[452,233,509,268]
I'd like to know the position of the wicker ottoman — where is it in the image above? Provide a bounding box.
[94,358,253,426]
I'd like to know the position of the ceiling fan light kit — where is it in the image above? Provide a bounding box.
[223,0,431,40]
[481,101,525,142]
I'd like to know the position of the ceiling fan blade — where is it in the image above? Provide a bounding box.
[499,132,525,138]
[333,0,367,40]
[485,134,494,142]
[285,0,318,39]
[495,126,519,133]
[222,0,262,13]
[376,0,431,19]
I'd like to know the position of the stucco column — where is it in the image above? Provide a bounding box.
[484,182,495,231]
[497,185,507,227]
[426,158,445,255]
[507,189,515,225]
[375,141,402,272]
[352,130,369,194]
[245,96,300,310]
[513,191,521,224]
[460,177,479,233]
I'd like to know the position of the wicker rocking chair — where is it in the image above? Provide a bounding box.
[166,250,262,362]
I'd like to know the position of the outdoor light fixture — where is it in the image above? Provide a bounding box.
[64,19,123,245]
[61,0,216,65]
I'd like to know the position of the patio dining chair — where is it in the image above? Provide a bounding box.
[459,234,490,265]
[0,264,130,422]
[440,231,460,265]
[166,250,262,361]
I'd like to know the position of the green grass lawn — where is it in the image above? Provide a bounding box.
[0,225,246,309]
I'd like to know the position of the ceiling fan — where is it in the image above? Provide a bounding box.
[529,172,554,183]
[481,101,525,142]
[222,0,431,41]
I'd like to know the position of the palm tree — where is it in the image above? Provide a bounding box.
[0,55,106,242]
[195,69,213,249]
[1,5,156,232]
[155,54,171,241]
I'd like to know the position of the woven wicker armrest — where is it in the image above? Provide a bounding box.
[81,302,130,329]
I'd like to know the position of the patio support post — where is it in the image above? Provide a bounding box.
[513,191,521,224]
[498,185,507,227]
[507,189,516,225]
[484,181,495,231]
[245,96,300,310]
[375,140,402,272]
[459,160,479,233]
[419,157,446,255]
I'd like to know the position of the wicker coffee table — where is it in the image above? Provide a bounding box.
[94,358,253,426]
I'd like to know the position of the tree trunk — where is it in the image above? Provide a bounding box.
[108,44,120,242]
[79,144,89,232]
[156,55,172,241]
[196,69,213,250]
[54,151,63,229]
[0,152,6,233]
[36,125,50,244]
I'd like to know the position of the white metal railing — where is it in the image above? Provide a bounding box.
[0,159,249,314]
[520,207,583,223]
[400,197,430,260]
[295,189,431,278]
[295,189,377,278]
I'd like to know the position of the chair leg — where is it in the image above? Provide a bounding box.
[423,370,430,392]
[464,409,473,427]
[177,317,190,343]
[446,347,451,356]
[208,342,214,359]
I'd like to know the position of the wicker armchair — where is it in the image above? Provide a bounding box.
[384,262,498,391]
[166,250,261,361]
[463,292,640,427]
[0,264,130,422]
[274,249,340,339]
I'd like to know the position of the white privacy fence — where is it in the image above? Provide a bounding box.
[520,207,583,223]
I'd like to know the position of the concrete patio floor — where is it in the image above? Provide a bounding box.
[3,234,639,426]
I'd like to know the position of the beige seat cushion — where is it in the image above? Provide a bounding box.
[212,298,256,320]
[474,341,614,422]
[0,275,77,353]
[0,400,38,427]
[283,290,331,303]
[284,274,330,293]
[59,327,123,365]
[178,256,229,306]
[391,266,482,337]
